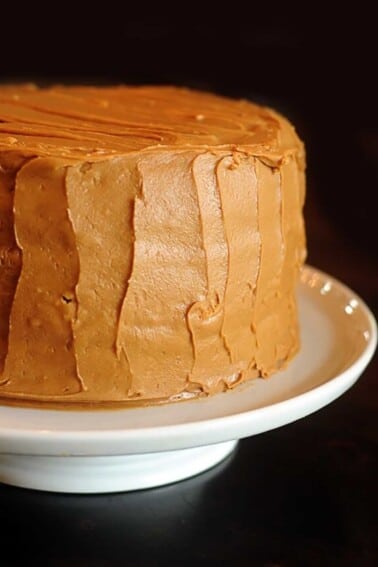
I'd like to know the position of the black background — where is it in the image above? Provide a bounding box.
[0,8,377,566]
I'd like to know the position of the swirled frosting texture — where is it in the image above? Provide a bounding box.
[0,85,306,406]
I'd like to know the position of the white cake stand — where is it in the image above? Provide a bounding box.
[0,266,376,493]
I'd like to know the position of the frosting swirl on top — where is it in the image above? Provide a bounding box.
[0,84,302,163]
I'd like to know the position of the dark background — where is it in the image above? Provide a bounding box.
[1,9,377,566]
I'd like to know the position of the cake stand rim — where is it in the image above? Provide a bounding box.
[0,265,376,457]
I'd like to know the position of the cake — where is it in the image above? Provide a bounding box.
[0,84,306,406]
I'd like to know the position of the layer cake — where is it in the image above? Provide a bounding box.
[0,85,306,406]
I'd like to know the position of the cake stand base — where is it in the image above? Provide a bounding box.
[0,440,237,494]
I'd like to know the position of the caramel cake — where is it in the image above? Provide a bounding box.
[0,84,306,406]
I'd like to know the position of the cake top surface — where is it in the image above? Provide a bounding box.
[0,84,301,162]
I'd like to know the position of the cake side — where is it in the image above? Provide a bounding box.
[0,85,306,406]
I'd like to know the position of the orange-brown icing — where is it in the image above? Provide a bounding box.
[0,85,306,406]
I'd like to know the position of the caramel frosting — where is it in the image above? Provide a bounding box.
[0,85,306,406]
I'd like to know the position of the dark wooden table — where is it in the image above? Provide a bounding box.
[0,178,376,567]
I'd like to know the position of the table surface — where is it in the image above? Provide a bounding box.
[0,154,377,567]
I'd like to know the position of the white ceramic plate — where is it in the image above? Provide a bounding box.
[0,266,376,493]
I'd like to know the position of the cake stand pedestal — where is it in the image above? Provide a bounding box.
[0,440,237,493]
